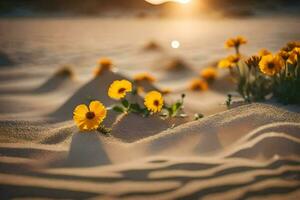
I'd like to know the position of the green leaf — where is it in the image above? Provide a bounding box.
[175,102,182,110]
[142,109,150,117]
[112,106,124,113]
[129,103,141,113]
[121,99,129,108]
[169,102,182,116]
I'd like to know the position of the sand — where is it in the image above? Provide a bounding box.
[0,17,300,199]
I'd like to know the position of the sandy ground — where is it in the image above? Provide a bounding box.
[0,17,300,199]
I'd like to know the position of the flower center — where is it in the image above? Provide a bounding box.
[85,111,95,120]
[193,84,202,90]
[233,58,239,63]
[267,62,275,69]
[118,87,126,94]
[153,100,160,107]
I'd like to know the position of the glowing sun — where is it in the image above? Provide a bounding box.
[146,0,191,5]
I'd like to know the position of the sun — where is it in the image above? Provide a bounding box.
[171,40,180,49]
[145,0,192,5]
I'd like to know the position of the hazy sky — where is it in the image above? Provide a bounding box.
[145,0,191,5]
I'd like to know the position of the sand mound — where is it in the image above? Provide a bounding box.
[156,57,194,73]
[142,40,163,51]
[0,104,300,199]
[50,70,131,122]
[236,122,300,144]
[34,66,77,93]
[111,113,187,143]
[226,132,300,160]
[133,103,300,157]
[0,120,74,144]
[0,51,14,66]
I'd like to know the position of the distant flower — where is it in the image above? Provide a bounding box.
[137,86,145,94]
[161,88,172,95]
[259,54,284,76]
[133,73,156,83]
[144,91,164,113]
[287,47,300,65]
[94,58,113,76]
[281,41,300,52]
[278,50,290,61]
[225,36,247,49]
[108,80,132,100]
[245,55,261,69]
[98,58,112,68]
[258,48,271,57]
[73,101,107,131]
[218,55,240,69]
[200,67,218,82]
[189,79,208,91]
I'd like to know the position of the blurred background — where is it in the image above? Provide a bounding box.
[0,0,300,17]
[0,0,299,82]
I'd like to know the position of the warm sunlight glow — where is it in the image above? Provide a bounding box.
[171,40,180,49]
[178,0,191,4]
[146,0,192,5]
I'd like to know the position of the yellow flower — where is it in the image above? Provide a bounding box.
[137,86,145,94]
[133,73,156,83]
[278,50,290,61]
[259,54,284,76]
[287,47,300,65]
[189,79,208,91]
[161,88,172,95]
[144,91,164,113]
[281,41,300,52]
[98,58,113,68]
[200,67,218,81]
[258,48,271,57]
[218,55,240,69]
[73,101,107,131]
[245,55,261,69]
[108,80,132,100]
[94,58,113,76]
[225,36,247,48]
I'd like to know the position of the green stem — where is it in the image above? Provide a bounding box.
[235,46,240,55]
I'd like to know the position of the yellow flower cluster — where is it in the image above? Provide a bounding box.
[220,37,300,103]
[257,46,299,76]
[73,78,166,132]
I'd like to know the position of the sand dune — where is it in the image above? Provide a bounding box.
[1,17,300,199]
[0,68,299,199]
[34,70,78,94]
[50,70,127,123]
